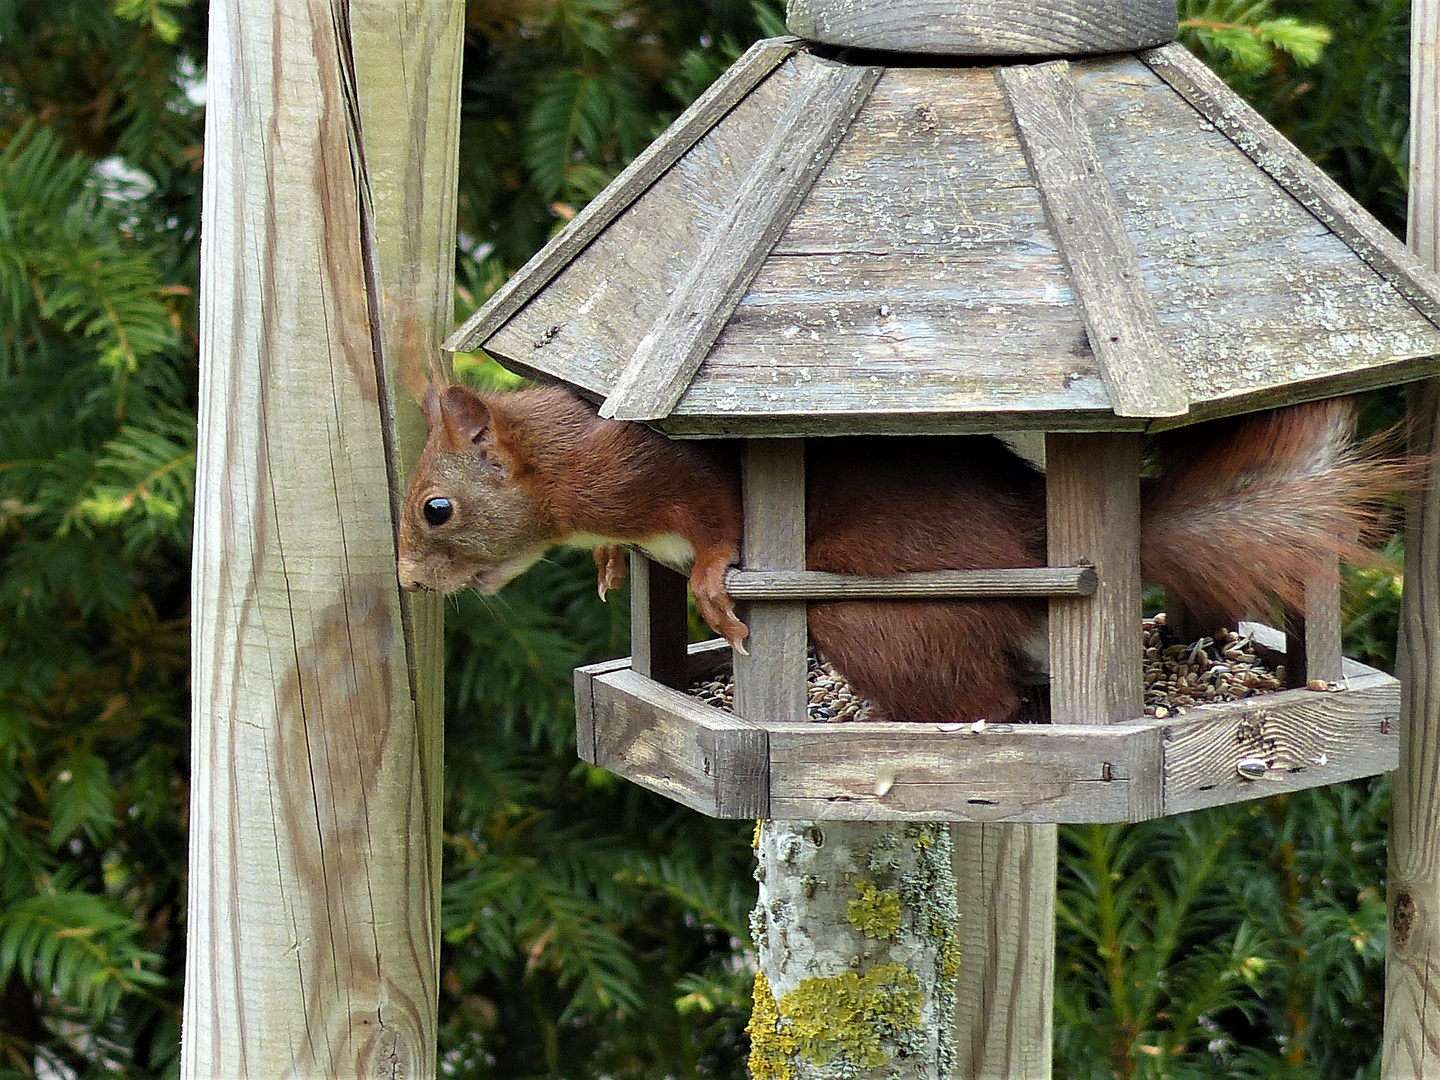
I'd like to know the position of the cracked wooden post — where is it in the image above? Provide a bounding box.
[182,0,462,1072]
[1383,0,1440,1070]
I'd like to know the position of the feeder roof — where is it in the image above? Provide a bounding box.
[447,39,1440,436]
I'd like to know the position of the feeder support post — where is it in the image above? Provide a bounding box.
[181,0,462,1072]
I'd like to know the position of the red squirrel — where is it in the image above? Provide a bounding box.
[398,382,1387,722]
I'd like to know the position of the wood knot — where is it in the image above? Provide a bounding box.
[1394,888,1417,949]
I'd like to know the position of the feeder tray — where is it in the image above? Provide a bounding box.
[575,630,1399,822]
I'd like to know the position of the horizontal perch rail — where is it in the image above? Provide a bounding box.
[575,641,1399,823]
[723,566,1098,599]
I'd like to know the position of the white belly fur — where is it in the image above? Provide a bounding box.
[565,531,696,575]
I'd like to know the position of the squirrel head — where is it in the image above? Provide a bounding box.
[397,384,553,595]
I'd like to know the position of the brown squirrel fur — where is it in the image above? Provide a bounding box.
[398,383,1388,722]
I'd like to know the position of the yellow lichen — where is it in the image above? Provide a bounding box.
[747,970,792,1080]
[847,879,902,939]
[753,820,763,850]
[746,963,925,1078]
[931,917,962,981]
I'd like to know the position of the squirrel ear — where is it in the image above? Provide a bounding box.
[438,386,494,453]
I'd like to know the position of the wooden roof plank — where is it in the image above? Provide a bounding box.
[998,60,1190,419]
[443,36,799,354]
[1140,42,1440,333]
[599,55,882,421]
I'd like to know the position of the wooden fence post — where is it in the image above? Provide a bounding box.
[1384,0,1440,1071]
[181,0,462,1073]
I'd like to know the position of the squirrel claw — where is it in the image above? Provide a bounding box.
[594,545,628,603]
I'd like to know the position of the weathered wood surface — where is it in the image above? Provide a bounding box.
[183,0,461,1073]
[725,565,1096,600]
[1046,434,1145,728]
[445,36,798,354]
[590,669,769,818]
[581,655,1399,822]
[1283,559,1344,687]
[1142,43,1440,332]
[674,65,1110,431]
[481,54,1440,437]
[1385,5,1440,1055]
[1161,671,1398,816]
[950,823,1057,1080]
[629,553,690,689]
[480,51,1440,434]
[600,56,880,421]
[785,0,1176,55]
[575,640,733,764]
[1386,384,1440,1076]
[482,50,813,395]
[999,61,1188,419]
[734,441,809,723]
[1080,54,1440,425]
[767,721,1146,822]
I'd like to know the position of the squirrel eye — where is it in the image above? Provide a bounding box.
[423,497,454,527]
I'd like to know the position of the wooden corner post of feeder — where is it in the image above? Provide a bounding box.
[449,0,1440,1073]
[182,1,462,1074]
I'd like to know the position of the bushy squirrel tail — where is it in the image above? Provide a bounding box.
[1139,399,1401,625]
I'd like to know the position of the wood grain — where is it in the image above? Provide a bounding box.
[734,441,809,723]
[600,55,880,421]
[481,52,813,395]
[1385,3,1440,1066]
[479,56,1440,437]
[1073,57,1440,426]
[581,654,1397,822]
[767,721,1146,822]
[785,0,1176,55]
[182,0,461,1073]
[445,36,798,354]
[1283,558,1344,687]
[592,669,769,818]
[629,553,690,689]
[725,566,1096,600]
[1386,381,1440,1076]
[576,641,734,766]
[999,61,1187,419]
[1046,434,1145,727]
[1142,43,1440,333]
[950,822,1057,1080]
[1161,673,1399,815]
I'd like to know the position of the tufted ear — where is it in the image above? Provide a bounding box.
[422,384,442,428]
[438,385,495,455]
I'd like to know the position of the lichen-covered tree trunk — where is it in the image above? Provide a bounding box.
[749,820,960,1080]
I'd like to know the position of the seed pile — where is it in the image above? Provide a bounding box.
[1142,613,1283,718]
[690,652,873,722]
[687,612,1284,722]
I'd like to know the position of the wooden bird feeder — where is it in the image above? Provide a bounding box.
[446,1,1438,824]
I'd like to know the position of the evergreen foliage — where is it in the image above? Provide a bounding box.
[0,0,1418,1076]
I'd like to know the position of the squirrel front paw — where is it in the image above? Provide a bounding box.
[594,545,628,601]
[691,564,750,656]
